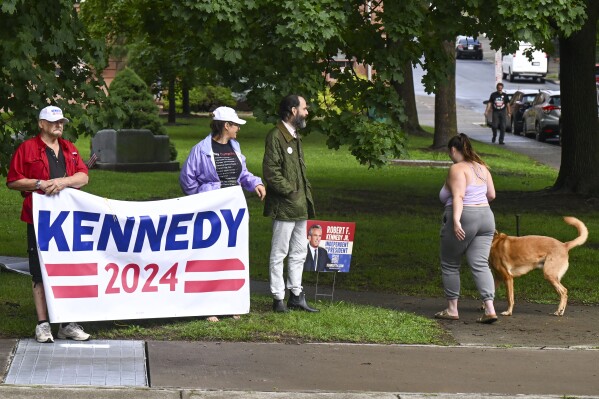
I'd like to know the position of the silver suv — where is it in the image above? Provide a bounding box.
[522,90,561,142]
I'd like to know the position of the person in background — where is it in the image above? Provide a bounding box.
[6,105,91,342]
[179,106,265,322]
[263,94,318,313]
[436,133,498,324]
[485,82,511,144]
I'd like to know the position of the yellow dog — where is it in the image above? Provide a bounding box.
[489,217,588,316]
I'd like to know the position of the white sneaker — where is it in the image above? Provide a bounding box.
[57,323,90,341]
[35,322,54,343]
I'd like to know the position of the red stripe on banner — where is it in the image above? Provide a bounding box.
[184,279,245,293]
[52,285,99,298]
[185,259,245,272]
[45,263,98,276]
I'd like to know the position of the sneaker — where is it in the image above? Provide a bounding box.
[35,322,54,343]
[57,323,90,341]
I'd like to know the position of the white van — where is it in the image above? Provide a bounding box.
[502,42,548,83]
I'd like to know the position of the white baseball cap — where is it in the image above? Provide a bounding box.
[212,106,246,125]
[39,106,69,123]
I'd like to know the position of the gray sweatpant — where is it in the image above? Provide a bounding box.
[439,206,495,301]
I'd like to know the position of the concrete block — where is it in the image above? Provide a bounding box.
[91,129,179,172]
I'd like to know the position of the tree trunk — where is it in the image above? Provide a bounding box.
[431,40,457,149]
[554,0,599,194]
[182,80,190,115]
[392,61,427,136]
[168,78,176,124]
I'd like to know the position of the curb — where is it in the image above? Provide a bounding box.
[1,386,595,399]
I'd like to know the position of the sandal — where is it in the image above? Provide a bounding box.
[434,309,459,320]
[476,314,498,324]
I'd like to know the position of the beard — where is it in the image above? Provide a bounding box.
[291,114,307,130]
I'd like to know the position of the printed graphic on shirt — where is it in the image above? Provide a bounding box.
[212,141,242,188]
[490,92,507,111]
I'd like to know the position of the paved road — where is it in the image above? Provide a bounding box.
[2,337,599,398]
[414,59,560,114]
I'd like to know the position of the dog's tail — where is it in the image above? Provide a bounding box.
[563,216,588,251]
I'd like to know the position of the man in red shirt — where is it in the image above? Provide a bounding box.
[6,105,91,343]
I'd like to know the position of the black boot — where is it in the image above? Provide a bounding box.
[287,292,319,312]
[273,299,288,313]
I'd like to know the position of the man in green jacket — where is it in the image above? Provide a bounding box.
[263,94,318,313]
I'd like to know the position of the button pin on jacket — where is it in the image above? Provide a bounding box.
[287,147,293,154]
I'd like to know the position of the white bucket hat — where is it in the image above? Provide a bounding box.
[39,106,69,123]
[212,106,246,125]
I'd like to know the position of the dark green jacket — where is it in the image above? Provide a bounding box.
[262,121,315,220]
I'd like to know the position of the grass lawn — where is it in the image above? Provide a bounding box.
[1,115,598,344]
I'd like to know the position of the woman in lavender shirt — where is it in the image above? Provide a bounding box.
[180,106,265,198]
[179,106,265,321]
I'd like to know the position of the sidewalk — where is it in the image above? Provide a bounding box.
[1,331,599,399]
[2,280,599,398]
[2,331,599,398]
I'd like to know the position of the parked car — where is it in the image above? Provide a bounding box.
[522,90,561,142]
[502,42,547,82]
[456,37,483,60]
[483,89,516,132]
[509,90,538,135]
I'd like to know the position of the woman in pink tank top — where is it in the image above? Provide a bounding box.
[436,133,498,324]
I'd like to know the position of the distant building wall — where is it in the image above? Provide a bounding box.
[102,58,127,87]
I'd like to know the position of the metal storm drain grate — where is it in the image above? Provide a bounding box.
[5,339,147,387]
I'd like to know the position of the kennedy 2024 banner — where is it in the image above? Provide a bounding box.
[32,186,249,323]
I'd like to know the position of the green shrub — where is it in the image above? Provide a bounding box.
[164,85,236,113]
[98,67,176,160]
[105,67,166,134]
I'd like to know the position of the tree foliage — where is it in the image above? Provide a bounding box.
[184,0,419,167]
[82,0,411,167]
[25,0,599,190]
[80,0,210,124]
[99,67,166,136]
[0,0,107,175]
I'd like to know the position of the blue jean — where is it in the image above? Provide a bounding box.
[492,110,507,143]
